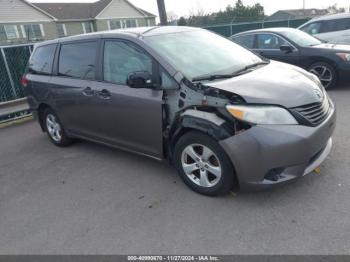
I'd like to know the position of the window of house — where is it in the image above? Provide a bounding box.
[232,34,255,49]
[56,24,67,37]
[3,25,19,39]
[28,44,56,75]
[123,19,137,28]
[22,24,44,39]
[257,34,286,50]
[82,22,93,34]
[103,40,153,85]
[59,41,97,80]
[108,20,122,30]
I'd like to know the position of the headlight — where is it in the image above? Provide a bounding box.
[226,105,298,125]
[336,53,350,61]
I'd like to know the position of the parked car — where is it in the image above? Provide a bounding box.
[298,13,350,44]
[231,27,350,88]
[23,27,335,196]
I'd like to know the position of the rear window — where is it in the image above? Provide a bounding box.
[28,44,56,75]
[232,34,255,49]
[58,41,97,80]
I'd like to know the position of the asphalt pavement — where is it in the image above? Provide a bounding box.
[0,86,350,254]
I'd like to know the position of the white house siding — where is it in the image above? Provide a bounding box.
[0,0,53,23]
[96,0,145,19]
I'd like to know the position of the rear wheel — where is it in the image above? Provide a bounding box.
[308,62,336,89]
[43,108,72,147]
[174,131,237,196]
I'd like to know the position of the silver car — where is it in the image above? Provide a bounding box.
[299,13,350,44]
[24,27,336,196]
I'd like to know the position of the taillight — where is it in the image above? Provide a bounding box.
[20,75,29,87]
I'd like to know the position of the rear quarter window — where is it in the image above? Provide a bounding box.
[58,41,97,80]
[28,44,56,75]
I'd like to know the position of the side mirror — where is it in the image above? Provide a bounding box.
[127,71,154,88]
[280,45,293,53]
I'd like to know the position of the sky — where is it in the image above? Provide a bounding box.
[29,0,350,17]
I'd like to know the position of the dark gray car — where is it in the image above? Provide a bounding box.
[23,26,336,196]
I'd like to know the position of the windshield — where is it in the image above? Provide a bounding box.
[279,29,322,47]
[145,30,262,80]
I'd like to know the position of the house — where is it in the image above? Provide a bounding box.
[267,9,329,21]
[0,0,156,45]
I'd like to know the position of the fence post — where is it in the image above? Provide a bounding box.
[0,47,17,98]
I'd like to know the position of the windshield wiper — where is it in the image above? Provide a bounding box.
[192,61,269,82]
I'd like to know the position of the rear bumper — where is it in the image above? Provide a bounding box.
[219,102,336,191]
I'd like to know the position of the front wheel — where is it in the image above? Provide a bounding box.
[174,131,237,196]
[308,62,337,89]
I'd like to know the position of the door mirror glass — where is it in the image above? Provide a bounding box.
[280,45,293,53]
[127,71,154,88]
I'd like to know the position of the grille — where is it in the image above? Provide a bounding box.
[291,98,331,126]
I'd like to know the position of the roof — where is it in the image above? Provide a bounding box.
[308,12,350,22]
[268,9,329,20]
[30,0,156,21]
[232,27,301,37]
[35,26,201,46]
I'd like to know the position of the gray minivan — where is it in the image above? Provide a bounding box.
[24,26,336,196]
[299,13,350,44]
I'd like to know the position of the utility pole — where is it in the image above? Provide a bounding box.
[303,0,306,9]
[157,0,167,25]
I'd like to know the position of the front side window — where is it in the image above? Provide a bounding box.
[232,34,255,49]
[29,44,56,75]
[59,41,97,80]
[301,22,322,35]
[257,34,286,50]
[4,25,19,39]
[322,19,350,33]
[145,30,261,80]
[103,40,153,85]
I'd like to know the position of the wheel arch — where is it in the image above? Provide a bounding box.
[167,109,235,162]
[37,103,51,132]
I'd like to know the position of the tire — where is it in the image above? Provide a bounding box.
[308,62,337,89]
[43,108,73,147]
[174,131,237,196]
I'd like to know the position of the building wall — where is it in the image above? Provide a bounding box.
[0,21,56,45]
[0,0,53,23]
[96,0,145,19]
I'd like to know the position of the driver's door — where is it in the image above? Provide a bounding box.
[91,39,164,158]
[255,33,300,66]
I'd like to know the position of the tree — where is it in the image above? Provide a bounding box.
[182,0,265,27]
[177,17,187,26]
[327,4,346,14]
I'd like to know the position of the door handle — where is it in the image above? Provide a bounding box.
[97,89,111,100]
[82,86,95,96]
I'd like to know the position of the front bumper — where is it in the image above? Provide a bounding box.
[219,103,336,191]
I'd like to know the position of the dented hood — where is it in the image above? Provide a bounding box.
[208,61,323,108]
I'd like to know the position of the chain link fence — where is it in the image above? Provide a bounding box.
[203,18,309,37]
[0,44,33,103]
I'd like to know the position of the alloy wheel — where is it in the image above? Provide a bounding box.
[181,144,222,188]
[46,114,62,142]
[309,65,333,89]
